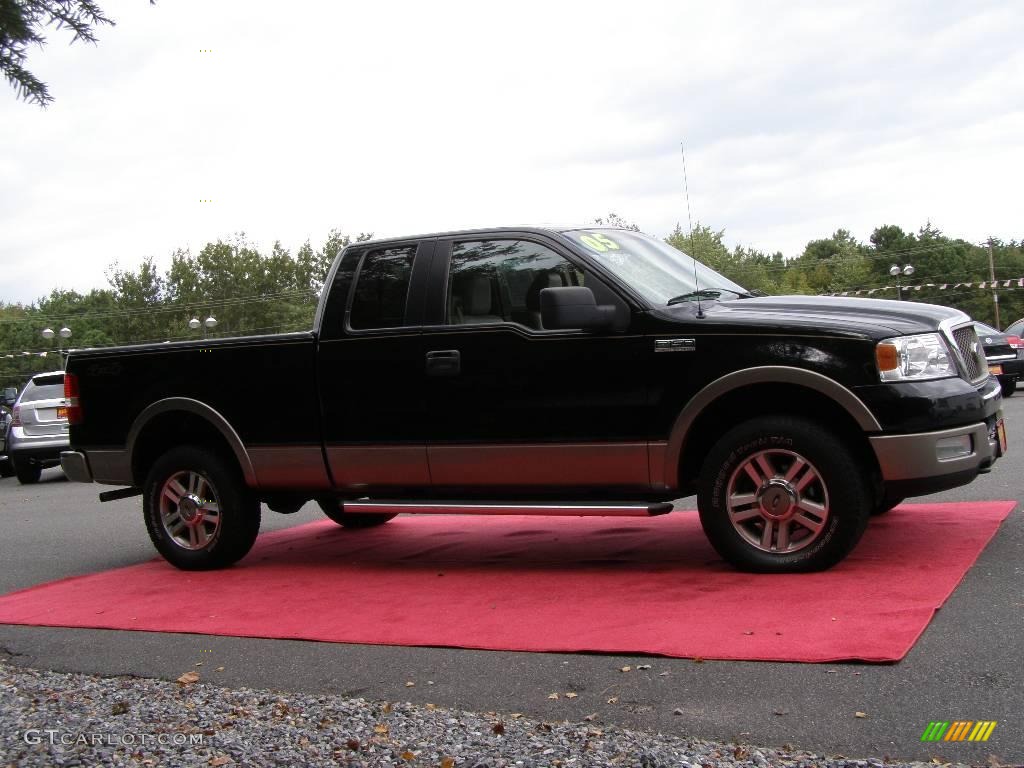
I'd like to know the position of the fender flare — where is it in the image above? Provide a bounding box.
[662,366,881,489]
[127,397,258,487]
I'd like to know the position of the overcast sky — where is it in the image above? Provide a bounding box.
[2,0,1022,304]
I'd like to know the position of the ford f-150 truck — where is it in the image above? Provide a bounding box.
[60,226,1007,573]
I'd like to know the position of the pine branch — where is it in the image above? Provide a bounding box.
[1,0,124,107]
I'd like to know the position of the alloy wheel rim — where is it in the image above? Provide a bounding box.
[159,470,222,550]
[725,448,830,554]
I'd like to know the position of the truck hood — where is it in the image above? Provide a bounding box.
[657,295,970,339]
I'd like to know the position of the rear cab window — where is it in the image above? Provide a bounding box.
[350,245,418,330]
[318,241,430,339]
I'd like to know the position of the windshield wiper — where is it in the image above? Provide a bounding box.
[666,289,721,306]
[667,287,759,305]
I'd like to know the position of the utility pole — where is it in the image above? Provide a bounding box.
[987,239,1000,329]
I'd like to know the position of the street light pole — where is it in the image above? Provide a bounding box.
[189,315,218,339]
[889,264,915,301]
[43,327,72,365]
[987,239,1000,329]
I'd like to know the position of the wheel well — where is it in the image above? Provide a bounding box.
[131,412,239,486]
[677,383,882,496]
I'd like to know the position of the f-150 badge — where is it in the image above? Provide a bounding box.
[655,338,696,352]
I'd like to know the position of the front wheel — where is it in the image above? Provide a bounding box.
[1001,379,1016,397]
[317,499,396,528]
[697,416,871,573]
[143,446,261,570]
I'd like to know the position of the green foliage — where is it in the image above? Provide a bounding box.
[666,223,784,294]
[593,213,641,232]
[0,228,364,389]
[661,219,1024,328]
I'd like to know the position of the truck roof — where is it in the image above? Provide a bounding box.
[357,224,633,247]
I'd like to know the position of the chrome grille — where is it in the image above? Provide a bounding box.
[951,325,986,382]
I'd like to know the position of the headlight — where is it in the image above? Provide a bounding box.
[876,333,957,382]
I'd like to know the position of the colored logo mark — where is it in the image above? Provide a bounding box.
[921,721,997,742]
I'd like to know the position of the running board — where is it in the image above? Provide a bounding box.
[344,501,674,517]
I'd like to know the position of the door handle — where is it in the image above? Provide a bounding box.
[425,349,461,377]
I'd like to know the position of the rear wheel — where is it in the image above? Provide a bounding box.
[143,446,260,570]
[13,457,41,485]
[1001,379,1016,397]
[0,457,14,478]
[697,416,872,573]
[317,499,397,528]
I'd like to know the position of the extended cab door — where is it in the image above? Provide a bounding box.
[316,239,435,492]
[421,233,651,492]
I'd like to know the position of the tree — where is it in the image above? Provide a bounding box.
[665,223,790,294]
[1,0,151,107]
[665,223,730,271]
[593,213,641,232]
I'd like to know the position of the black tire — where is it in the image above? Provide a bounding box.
[13,457,41,485]
[0,457,14,478]
[1001,379,1016,398]
[871,496,905,516]
[317,499,397,528]
[143,445,261,570]
[697,416,872,573]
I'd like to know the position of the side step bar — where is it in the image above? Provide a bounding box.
[344,501,674,517]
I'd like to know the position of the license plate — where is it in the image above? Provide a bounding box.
[997,419,1008,456]
[57,406,67,419]
[989,364,1003,375]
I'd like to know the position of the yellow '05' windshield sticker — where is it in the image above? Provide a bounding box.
[578,233,620,252]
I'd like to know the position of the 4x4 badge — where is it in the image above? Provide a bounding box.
[655,338,696,353]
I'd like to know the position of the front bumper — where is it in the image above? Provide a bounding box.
[870,411,1003,497]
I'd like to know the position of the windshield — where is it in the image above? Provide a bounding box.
[564,229,749,305]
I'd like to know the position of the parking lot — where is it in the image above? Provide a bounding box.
[1,397,1022,764]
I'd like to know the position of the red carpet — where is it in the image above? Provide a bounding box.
[0,501,1013,662]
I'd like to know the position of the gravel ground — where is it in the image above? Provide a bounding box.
[0,660,977,768]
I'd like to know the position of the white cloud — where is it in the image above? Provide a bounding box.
[1,0,1021,302]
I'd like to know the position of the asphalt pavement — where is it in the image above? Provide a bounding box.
[0,398,1021,764]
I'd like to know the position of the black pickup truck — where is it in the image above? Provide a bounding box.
[61,226,1006,572]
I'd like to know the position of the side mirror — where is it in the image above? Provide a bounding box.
[540,287,617,330]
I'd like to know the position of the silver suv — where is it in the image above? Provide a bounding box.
[7,371,69,484]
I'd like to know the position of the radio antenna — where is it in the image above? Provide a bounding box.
[681,141,705,319]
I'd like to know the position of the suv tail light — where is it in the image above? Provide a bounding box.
[10,404,20,427]
[1007,335,1023,349]
[64,372,83,425]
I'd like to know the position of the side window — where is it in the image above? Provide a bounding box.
[349,245,417,330]
[447,240,581,330]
